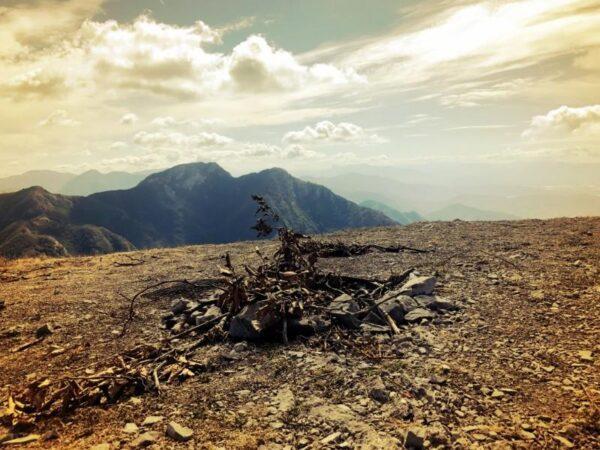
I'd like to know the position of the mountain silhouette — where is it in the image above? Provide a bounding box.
[0,187,133,258]
[0,163,395,258]
[0,169,152,196]
[359,200,422,224]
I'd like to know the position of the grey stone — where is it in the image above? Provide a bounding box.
[360,323,389,333]
[131,431,159,447]
[123,422,139,434]
[35,323,54,338]
[329,294,359,312]
[415,295,456,311]
[321,432,342,444]
[166,421,193,442]
[400,276,436,296]
[328,294,361,329]
[196,305,221,325]
[171,321,184,333]
[274,387,296,414]
[404,427,426,449]
[163,315,178,329]
[430,297,456,311]
[229,301,278,340]
[385,295,420,323]
[369,377,390,403]
[183,300,199,312]
[187,310,202,325]
[365,295,419,326]
[141,416,163,426]
[295,315,330,336]
[232,341,249,353]
[414,295,435,308]
[171,298,187,314]
[330,310,362,329]
[404,308,435,323]
[332,293,353,303]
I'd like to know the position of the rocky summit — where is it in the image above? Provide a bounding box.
[0,217,598,449]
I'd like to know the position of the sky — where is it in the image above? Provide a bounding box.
[0,0,599,177]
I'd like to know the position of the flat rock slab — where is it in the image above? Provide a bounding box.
[131,431,159,448]
[400,276,436,296]
[274,387,296,414]
[123,422,139,434]
[141,415,164,426]
[404,308,436,322]
[166,421,193,442]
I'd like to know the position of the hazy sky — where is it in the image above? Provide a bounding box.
[0,0,599,176]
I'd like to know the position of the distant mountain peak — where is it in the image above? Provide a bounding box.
[20,185,49,194]
[139,162,232,190]
[258,167,292,177]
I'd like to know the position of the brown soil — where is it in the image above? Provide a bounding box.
[1,218,599,449]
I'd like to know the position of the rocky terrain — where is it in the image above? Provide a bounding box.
[0,218,598,449]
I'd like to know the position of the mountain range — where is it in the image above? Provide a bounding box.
[0,163,395,258]
[0,169,152,196]
[308,172,600,220]
[359,200,423,224]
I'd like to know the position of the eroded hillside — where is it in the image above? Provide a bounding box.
[0,218,599,449]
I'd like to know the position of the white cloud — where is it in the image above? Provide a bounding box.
[522,105,600,139]
[120,113,139,125]
[151,116,178,128]
[150,116,221,128]
[323,0,600,103]
[217,16,256,35]
[439,79,530,108]
[227,35,364,93]
[73,16,362,99]
[283,144,318,159]
[38,110,80,127]
[283,121,386,145]
[1,68,67,100]
[0,0,106,59]
[110,141,128,151]
[133,130,233,149]
[237,143,282,158]
[235,143,318,160]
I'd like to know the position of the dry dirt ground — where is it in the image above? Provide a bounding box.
[1,218,599,449]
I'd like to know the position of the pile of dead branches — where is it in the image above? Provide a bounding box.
[162,196,436,344]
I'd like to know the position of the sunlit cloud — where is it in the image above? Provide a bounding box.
[0,0,598,175]
[72,15,363,99]
[38,109,80,127]
[150,116,221,129]
[326,0,600,101]
[120,113,139,125]
[522,105,600,139]
[283,121,386,145]
[133,130,233,149]
[0,0,106,59]
[0,68,67,100]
